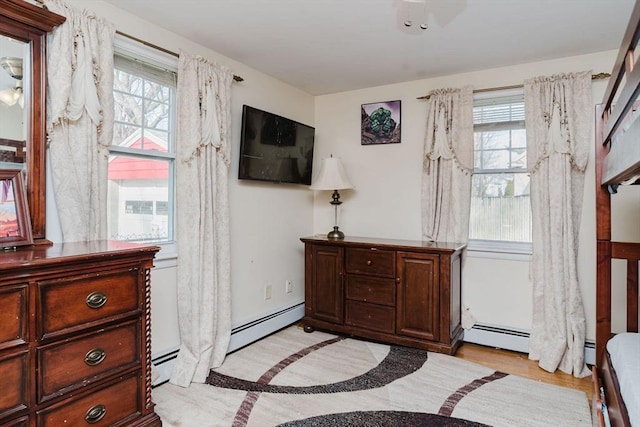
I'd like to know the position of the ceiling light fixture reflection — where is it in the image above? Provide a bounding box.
[0,82,23,107]
[0,57,23,80]
[0,56,24,108]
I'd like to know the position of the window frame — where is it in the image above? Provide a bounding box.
[109,34,178,259]
[468,88,532,259]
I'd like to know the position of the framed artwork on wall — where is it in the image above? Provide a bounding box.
[361,100,401,145]
[0,169,33,249]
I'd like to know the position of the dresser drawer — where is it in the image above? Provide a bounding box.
[38,269,140,339]
[38,321,140,402]
[38,375,140,427]
[346,275,395,306]
[0,351,28,417]
[345,248,395,277]
[0,285,27,350]
[1,416,28,427]
[345,300,395,334]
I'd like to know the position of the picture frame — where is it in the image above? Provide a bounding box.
[0,169,33,249]
[361,100,401,145]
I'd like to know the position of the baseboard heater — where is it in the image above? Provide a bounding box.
[464,323,595,366]
[228,301,305,351]
[152,313,596,386]
[151,301,305,386]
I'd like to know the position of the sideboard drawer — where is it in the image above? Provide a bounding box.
[345,300,395,334]
[38,321,140,402]
[345,248,395,277]
[0,351,28,417]
[0,285,27,350]
[38,375,140,427]
[38,269,140,339]
[345,275,396,306]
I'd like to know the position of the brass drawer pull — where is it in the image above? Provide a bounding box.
[85,404,107,424]
[86,291,107,309]
[367,260,372,266]
[84,348,106,366]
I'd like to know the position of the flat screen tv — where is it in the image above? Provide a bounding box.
[238,105,315,185]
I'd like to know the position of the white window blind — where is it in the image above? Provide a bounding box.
[469,90,532,254]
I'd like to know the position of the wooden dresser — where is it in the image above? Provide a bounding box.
[301,236,466,355]
[0,241,162,427]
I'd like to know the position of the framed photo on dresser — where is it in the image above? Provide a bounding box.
[0,169,33,248]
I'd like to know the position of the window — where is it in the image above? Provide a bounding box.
[469,91,531,254]
[107,38,177,244]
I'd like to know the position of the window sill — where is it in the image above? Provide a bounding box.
[466,249,531,262]
[466,240,532,261]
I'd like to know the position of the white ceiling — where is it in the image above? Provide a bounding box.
[100,0,635,95]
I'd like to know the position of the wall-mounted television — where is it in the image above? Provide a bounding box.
[238,105,315,185]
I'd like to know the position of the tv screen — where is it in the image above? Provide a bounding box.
[238,105,315,185]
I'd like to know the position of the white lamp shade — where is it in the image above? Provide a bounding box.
[309,157,354,190]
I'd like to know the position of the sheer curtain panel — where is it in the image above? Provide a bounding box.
[421,86,473,243]
[524,71,592,378]
[45,0,115,241]
[170,52,233,387]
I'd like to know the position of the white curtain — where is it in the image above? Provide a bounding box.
[170,52,233,387]
[46,0,114,241]
[422,86,473,242]
[524,71,592,378]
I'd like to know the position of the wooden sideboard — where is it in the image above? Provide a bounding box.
[301,236,466,355]
[0,241,162,427]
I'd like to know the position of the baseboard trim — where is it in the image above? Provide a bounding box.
[228,301,305,352]
[463,323,595,366]
[151,302,305,385]
[151,348,179,386]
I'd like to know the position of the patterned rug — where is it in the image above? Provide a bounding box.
[152,326,591,426]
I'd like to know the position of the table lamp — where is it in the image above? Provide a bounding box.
[310,155,354,239]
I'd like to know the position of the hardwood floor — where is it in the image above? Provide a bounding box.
[455,342,593,402]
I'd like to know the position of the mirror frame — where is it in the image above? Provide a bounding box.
[0,0,65,242]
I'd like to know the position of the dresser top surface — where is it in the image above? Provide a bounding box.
[301,235,466,253]
[0,240,160,270]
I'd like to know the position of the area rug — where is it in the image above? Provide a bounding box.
[152,326,591,426]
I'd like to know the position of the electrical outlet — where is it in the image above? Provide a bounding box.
[285,280,293,293]
[264,284,272,300]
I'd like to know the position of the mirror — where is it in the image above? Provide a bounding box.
[0,44,26,143]
[0,0,65,242]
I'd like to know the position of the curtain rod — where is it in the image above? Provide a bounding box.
[116,31,244,82]
[416,72,611,100]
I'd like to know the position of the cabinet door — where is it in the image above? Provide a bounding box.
[396,251,439,341]
[308,245,344,324]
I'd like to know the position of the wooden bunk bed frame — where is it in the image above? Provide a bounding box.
[594,1,640,426]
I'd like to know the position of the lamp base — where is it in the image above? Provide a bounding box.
[327,226,345,239]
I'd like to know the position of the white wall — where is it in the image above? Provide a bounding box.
[51,1,639,357]
[314,50,639,342]
[610,185,640,332]
[56,0,316,358]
